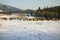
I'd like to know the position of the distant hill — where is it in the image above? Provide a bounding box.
[24,9,34,13]
[0,4,23,13]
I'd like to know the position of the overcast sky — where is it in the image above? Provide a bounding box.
[0,0,60,10]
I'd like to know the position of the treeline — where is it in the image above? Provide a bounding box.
[33,6,60,20]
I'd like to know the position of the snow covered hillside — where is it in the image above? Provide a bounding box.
[0,20,60,40]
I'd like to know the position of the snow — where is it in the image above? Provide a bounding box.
[0,20,60,40]
[25,16,35,19]
[0,10,3,12]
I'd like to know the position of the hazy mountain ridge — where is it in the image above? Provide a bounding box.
[0,4,23,13]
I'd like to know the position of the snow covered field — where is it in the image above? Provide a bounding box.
[0,20,60,40]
